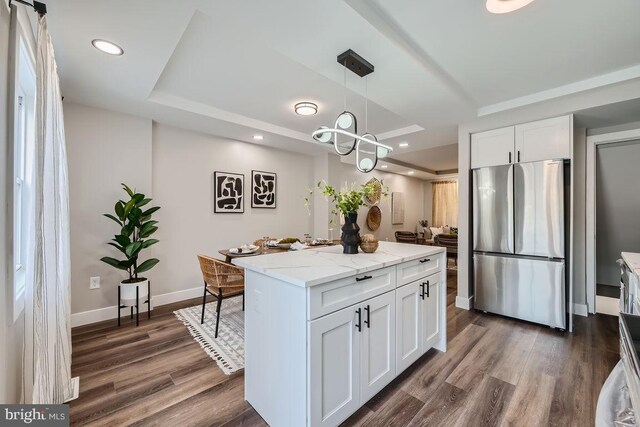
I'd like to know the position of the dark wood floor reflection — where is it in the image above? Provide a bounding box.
[70,271,619,426]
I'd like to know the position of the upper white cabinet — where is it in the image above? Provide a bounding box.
[471,126,515,169]
[471,115,572,169]
[515,115,572,163]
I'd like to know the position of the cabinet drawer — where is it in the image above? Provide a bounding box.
[396,256,441,287]
[308,266,396,320]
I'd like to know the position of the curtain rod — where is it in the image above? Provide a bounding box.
[9,0,47,15]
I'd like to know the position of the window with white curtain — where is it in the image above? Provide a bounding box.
[431,180,458,228]
[11,35,36,322]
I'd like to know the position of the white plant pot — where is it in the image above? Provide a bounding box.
[119,279,149,307]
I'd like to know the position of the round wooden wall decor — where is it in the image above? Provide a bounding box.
[364,177,382,206]
[366,206,382,231]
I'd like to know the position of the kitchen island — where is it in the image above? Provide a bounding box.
[233,242,447,427]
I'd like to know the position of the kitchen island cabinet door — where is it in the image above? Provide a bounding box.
[361,291,396,403]
[396,281,423,374]
[309,306,361,427]
[423,275,442,351]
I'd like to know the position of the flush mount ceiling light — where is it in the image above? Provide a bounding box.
[399,142,410,148]
[295,102,318,116]
[312,49,392,173]
[253,135,264,140]
[91,39,124,56]
[486,0,536,14]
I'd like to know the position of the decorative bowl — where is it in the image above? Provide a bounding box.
[360,241,379,253]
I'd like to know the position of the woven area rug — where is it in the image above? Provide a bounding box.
[174,296,244,375]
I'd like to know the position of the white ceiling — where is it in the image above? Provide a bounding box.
[45,0,640,173]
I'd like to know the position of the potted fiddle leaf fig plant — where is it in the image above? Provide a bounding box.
[100,183,160,306]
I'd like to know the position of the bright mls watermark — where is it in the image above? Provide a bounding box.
[0,405,68,426]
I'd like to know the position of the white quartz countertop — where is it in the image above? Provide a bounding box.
[232,241,445,287]
[622,252,640,278]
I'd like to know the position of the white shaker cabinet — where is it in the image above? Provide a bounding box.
[515,115,572,163]
[396,273,443,374]
[309,290,396,426]
[471,126,515,169]
[471,115,572,169]
[423,275,442,351]
[309,303,361,427]
[396,280,422,374]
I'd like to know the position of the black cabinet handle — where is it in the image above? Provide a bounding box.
[419,258,431,264]
[356,275,372,282]
[355,308,362,332]
[426,280,430,298]
[364,305,370,328]
[509,152,512,163]
[420,283,425,300]
[517,150,521,163]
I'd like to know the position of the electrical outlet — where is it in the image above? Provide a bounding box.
[90,276,100,290]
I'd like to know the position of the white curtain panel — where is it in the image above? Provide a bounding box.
[431,181,459,228]
[25,15,72,404]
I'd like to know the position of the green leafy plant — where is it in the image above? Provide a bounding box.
[418,219,429,228]
[100,183,160,283]
[305,180,388,224]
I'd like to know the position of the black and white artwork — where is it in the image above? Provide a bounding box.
[251,170,277,208]
[214,172,244,213]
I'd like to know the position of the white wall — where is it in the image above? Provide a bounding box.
[151,123,313,297]
[336,162,425,242]
[456,79,640,309]
[65,102,153,314]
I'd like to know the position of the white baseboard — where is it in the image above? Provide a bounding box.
[595,296,619,317]
[455,295,473,310]
[71,286,202,327]
[573,303,589,317]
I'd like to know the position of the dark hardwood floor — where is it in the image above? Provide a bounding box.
[70,271,619,426]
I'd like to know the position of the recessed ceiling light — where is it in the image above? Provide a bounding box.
[486,0,536,14]
[91,39,124,56]
[381,164,388,169]
[295,102,318,116]
[253,135,264,140]
[399,142,410,148]
[407,171,415,175]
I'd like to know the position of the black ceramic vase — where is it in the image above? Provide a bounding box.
[341,212,361,254]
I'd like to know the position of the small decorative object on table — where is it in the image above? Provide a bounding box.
[305,180,388,254]
[360,234,379,253]
[100,183,160,326]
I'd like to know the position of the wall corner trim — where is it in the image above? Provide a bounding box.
[70,286,203,328]
[573,303,589,318]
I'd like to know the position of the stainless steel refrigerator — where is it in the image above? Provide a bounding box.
[473,160,566,329]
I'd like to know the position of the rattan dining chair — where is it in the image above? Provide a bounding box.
[197,254,245,338]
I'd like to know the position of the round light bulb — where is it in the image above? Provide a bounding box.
[337,112,354,129]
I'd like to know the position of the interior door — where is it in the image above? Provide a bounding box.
[309,306,361,427]
[473,164,514,254]
[360,291,396,403]
[396,281,422,374]
[422,275,441,351]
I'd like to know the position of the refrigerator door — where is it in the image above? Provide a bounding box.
[514,160,565,258]
[473,165,514,254]
[474,253,565,329]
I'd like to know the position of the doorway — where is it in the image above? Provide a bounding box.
[586,130,640,314]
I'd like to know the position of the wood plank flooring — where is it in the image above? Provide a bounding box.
[70,271,619,426]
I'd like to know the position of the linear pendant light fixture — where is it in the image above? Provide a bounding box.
[312,49,392,173]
